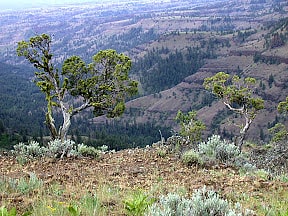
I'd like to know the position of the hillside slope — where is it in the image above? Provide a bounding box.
[0,0,288,145]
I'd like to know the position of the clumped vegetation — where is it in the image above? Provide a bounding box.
[181,149,204,166]
[199,135,241,164]
[12,139,105,163]
[124,191,155,216]
[175,110,206,145]
[146,187,253,216]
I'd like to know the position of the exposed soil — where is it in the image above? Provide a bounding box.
[1,148,288,215]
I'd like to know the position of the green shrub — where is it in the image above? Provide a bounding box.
[181,150,203,166]
[67,204,81,216]
[165,135,189,154]
[124,191,155,216]
[175,110,206,145]
[17,172,43,194]
[199,135,240,163]
[76,144,101,159]
[145,187,254,216]
[0,206,17,216]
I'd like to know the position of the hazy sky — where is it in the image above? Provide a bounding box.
[0,0,94,10]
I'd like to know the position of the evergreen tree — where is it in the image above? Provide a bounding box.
[17,34,138,142]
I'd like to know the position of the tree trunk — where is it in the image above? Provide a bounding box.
[237,114,252,152]
[45,109,58,140]
[59,110,71,142]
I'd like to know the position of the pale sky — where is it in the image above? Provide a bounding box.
[0,0,96,10]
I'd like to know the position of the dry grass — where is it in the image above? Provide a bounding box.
[1,148,288,215]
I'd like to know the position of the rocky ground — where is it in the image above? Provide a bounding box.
[0,148,288,215]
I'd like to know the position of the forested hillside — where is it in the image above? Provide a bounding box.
[0,0,288,149]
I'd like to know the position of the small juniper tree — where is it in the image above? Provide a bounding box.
[175,110,206,144]
[203,72,264,151]
[269,96,288,142]
[17,34,138,142]
[278,96,288,114]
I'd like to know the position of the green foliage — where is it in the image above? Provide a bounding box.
[269,96,288,143]
[278,96,288,114]
[63,49,138,118]
[199,135,241,163]
[124,191,155,216]
[79,194,101,215]
[181,150,203,166]
[276,173,288,183]
[146,187,253,216]
[75,144,101,159]
[203,72,264,150]
[17,34,138,141]
[131,47,207,94]
[269,123,288,142]
[67,205,81,216]
[0,206,17,216]
[203,72,264,113]
[28,192,101,216]
[16,172,43,195]
[175,110,206,144]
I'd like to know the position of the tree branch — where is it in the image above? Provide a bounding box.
[223,101,244,113]
[71,101,90,116]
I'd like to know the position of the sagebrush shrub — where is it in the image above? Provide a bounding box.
[215,142,240,162]
[190,187,235,215]
[13,141,45,158]
[13,139,103,160]
[199,135,240,163]
[16,172,43,194]
[46,139,75,158]
[145,193,192,216]
[145,187,254,216]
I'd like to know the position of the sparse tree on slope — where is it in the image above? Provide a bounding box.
[175,110,206,145]
[17,34,138,142]
[269,96,288,142]
[203,72,264,151]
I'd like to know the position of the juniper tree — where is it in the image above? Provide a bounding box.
[269,96,288,142]
[203,72,264,151]
[278,96,288,114]
[175,110,206,144]
[17,34,138,142]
